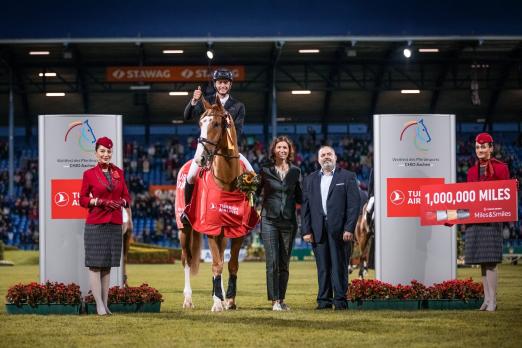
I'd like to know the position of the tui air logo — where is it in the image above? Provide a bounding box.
[54,192,70,207]
[389,190,405,206]
[64,119,97,152]
[400,118,432,151]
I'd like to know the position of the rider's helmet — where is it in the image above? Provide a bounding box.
[212,68,233,82]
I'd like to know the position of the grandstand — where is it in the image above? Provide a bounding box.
[1,2,521,253]
[0,126,520,251]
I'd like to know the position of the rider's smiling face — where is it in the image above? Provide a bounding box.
[214,79,231,97]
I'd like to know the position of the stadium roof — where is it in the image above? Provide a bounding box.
[1,1,521,128]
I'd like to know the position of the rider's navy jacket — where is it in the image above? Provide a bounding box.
[183,94,245,137]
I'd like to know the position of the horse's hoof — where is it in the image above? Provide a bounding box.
[211,299,224,312]
[183,299,194,309]
[211,304,224,312]
[225,300,237,310]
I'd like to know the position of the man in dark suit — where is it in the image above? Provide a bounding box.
[301,146,360,310]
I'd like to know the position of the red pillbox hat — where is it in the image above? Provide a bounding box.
[96,137,113,149]
[475,132,493,144]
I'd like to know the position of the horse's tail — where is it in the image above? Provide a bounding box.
[190,230,202,276]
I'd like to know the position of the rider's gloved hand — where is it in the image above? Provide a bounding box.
[191,86,202,105]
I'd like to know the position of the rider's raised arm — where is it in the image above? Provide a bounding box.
[184,86,204,121]
[183,99,204,121]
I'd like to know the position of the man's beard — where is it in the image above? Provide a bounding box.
[321,160,335,172]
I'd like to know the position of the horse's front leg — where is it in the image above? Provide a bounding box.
[180,227,195,308]
[208,233,226,312]
[225,236,244,310]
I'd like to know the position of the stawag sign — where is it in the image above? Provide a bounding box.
[106,66,245,82]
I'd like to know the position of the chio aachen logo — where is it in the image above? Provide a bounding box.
[64,119,97,152]
[399,118,432,151]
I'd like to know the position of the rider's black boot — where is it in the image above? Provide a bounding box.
[184,180,195,206]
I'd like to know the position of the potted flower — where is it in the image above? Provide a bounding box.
[84,283,163,314]
[5,281,82,315]
[347,279,421,310]
[424,279,483,309]
[346,278,483,310]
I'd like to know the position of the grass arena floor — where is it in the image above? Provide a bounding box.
[1,250,521,348]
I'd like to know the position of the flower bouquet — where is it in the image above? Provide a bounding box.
[236,171,261,207]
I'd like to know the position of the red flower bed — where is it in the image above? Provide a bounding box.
[427,279,483,300]
[84,283,163,304]
[6,282,82,307]
[348,278,482,301]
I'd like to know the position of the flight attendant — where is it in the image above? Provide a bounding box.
[464,132,510,312]
[80,136,131,315]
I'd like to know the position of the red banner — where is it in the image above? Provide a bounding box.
[419,179,518,225]
[51,179,87,219]
[387,177,445,217]
[106,66,245,82]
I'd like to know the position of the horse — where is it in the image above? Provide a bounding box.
[352,200,375,279]
[176,96,256,312]
[176,170,201,309]
[121,207,133,287]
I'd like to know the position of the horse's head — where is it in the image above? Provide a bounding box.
[416,119,432,144]
[81,120,97,145]
[194,96,237,168]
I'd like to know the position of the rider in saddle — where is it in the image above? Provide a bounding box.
[183,68,254,205]
[184,68,245,137]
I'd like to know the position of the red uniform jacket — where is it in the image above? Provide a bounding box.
[79,164,131,225]
[466,158,510,182]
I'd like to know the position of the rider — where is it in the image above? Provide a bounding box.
[182,68,254,307]
[183,68,254,203]
[184,68,245,137]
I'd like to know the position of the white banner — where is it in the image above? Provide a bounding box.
[39,115,123,293]
[373,114,456,285]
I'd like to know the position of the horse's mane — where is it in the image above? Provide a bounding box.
[200,97,227,119]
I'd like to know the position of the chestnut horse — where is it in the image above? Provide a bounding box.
[178,96,250,312]
[352,201,374,279]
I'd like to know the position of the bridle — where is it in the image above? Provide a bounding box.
[197,109,239,170]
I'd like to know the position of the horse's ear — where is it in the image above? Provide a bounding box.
[215,95,223,110]
[202,97,212,110]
